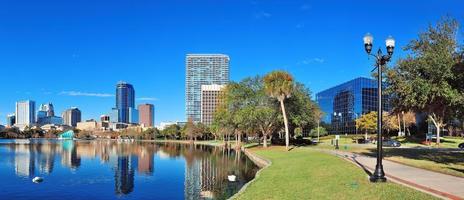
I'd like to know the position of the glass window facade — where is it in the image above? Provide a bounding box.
[116,82,136,123]
[186,54,229,123]
[316,77,390,134]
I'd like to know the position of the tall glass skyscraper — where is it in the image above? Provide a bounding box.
[185,54,229,122]
[116,81,135,123]
[316,77,390,134]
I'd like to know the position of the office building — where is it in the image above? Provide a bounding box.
[128,107,139,124]
[62,107,81,127]
[36,110,47,124]
[186,54,229,122]
[15,100,36,128]
[201,84,225,125]
[109,108,119,123]
[39,102,55,117]
[6,114,16,127]
[138,104,154,127]
[316,77,390,134]
[116,81,136,123]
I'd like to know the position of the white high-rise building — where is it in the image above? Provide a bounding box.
[201,84,225,125]
[15,100,35,129]
[185,54,229,123]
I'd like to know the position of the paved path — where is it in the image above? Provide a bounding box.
[323,149,464,200]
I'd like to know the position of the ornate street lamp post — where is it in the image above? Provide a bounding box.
[363,33,395,182]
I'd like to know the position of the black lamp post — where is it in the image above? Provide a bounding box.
[363,33,395,183]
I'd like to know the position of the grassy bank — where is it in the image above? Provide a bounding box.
[235,146,437,200]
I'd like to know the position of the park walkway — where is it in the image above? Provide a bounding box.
[324,149,464,200]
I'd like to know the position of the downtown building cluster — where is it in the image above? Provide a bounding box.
[4,82,155,133]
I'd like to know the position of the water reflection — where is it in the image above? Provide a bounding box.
[0,139,258,200]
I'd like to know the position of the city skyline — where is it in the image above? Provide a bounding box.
[1,0,463,125]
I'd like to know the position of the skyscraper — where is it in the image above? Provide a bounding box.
[116,81,136,123]
[6,114,16,127]
[15,100,35,128]
[40,103,55,117]
[201,85,225,125]
[62,107,81,127]
[138,104,154,127]
[186,54,229,122]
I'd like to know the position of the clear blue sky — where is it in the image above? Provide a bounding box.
[1,0,463,125]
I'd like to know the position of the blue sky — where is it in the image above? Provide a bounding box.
[1,0,463,125]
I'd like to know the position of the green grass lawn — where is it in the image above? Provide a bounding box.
[235,146,437,200]
[354,147,464,178]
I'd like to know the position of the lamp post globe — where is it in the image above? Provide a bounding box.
[385,36,395,55]
[363,33,373,54]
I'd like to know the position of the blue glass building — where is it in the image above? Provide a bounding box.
[116,81,135,123]
[316,77,390,134]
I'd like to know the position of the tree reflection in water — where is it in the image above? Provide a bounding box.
[0,139,258,200]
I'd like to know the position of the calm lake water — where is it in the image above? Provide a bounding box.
[0,139,259,200]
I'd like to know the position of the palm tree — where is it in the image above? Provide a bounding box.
[263,71,294,150]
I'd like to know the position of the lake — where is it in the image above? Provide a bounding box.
[0,139,259,200]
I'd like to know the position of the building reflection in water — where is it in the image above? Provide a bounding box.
[2,140,257,199]
[115,155,135,195]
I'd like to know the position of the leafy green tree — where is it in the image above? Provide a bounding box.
[184,118,197,142]
[255,106,280,147]
[264,71,294,150]
[356,112,377,140]
[386,17,463,145]
[310,127,328,137]
[162,124,180,139]
[286,83,318,136]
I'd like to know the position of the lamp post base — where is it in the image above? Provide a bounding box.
[369,165,387,182]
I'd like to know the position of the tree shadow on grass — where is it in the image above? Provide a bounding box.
[359,148,464,165]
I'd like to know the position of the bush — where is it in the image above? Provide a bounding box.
[309,127,328,137]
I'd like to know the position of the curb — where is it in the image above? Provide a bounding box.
[320,149,463,200]
[228,147,272,200]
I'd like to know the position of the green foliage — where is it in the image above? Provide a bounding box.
[356,112,377,133]
[264,71,294,149]
[386,17,464,144]
[294,127,302,138]
[213,72,320,147]
[309,127,328,137]
[161,124,180,139]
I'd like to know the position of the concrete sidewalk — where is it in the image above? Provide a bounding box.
[325,149,464,200]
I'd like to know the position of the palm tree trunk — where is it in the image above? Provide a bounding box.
[279,100,290,150]
[263,134,268,148]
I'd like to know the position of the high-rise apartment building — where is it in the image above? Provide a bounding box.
[201,85,225,125]
[62,107,81,127]
[186,54,229,122]
[116,81,136,123]
[15,100,36,128]
[138,104,154,127]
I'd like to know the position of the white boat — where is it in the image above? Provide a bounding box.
[227,175,236,182]
[32,177,43,183]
